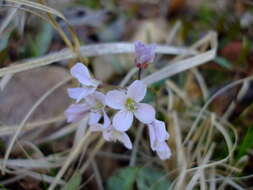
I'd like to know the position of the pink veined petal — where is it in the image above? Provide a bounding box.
[156,142,172,160]
[86,91,106,108]
[147,120,169,151]
[102,126,132,150]
[153,120,169,142]
[64,104,89,123]
[117,132,133,149]
[139,44,156,63]
[94,91,106,105]
[68,87,96,102]
[67,87,84,99]
[134,103,155,124]
[71,63,100,87]
[71,63,90,83]
[105,90,126,110]
[134,41,156,64]
[147,124,156,151]
[127,80,147,102]
[89,112,102,125]
[102,127,114,141]
[85,95,96,106]
[113,110,133,132]
[76,87,96,102]
[65,103,90,114]
[65,113,84,123]
[134,41,145,55]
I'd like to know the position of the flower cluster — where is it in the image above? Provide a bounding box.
[65,41,171,160]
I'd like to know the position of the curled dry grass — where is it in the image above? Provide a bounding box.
[0,1,250,190]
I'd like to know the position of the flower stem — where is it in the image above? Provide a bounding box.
[138,68,142,80]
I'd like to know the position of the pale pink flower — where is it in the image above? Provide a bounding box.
[65,91,110,128]
[148,119,171,160]
[106,80,155,132]
[85,91,110,128]
[91,124,132,149]
[68,63,100,102]
[134,41,156,69]
[64,103,90,123]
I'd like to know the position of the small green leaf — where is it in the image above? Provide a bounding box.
[106,167,170,190]
[61,171,82,190]
[25,22,53,57]
[214,56,233,70]
[236,125,253,160]
[107,167,139,190]
[137,168,171,190]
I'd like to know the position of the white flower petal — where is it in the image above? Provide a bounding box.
[67,88,83,99]
[85,95,96,106]
[68,87,96,102]
[89,112,101,125]
[65,103,89,114]
[134,103,155,124]
[156,142,172,160]
[64,104,89,123]
[106,90,126,110]
[127,80,147,102]
[153,120,169,142]
[113,110,133,131]
[117,132,133,149]
[71,63,90,82]
[102,126,132,149]
[147,119,169,151]
[71,63,99,87]
[102,128,113,141]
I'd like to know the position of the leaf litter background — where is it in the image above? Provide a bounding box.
[1,0,253,189]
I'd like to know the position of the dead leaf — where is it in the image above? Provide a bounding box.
[0,66,71,126]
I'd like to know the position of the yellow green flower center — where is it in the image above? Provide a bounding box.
[125,98,137,111]
[92,101,104,111]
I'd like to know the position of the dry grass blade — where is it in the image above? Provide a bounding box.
[166,80,192,106]
[186,144,215,190]
[183,76,253,145]
[74,117,89,147]
[37,123,77,144]
[0,74,13,91]
[6,0,66,20]
[0,43,196,77]
[172,112,188,190]
[91,160,104,190]
[24,171,65,185]
[191,68,209,100]
[0,157,65,169]
[129,124,144,166]
[47,129,91,190]
[0,5,20,35]
[184,120,237,173]
[0,115,65,136]
[79,138,104,173]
